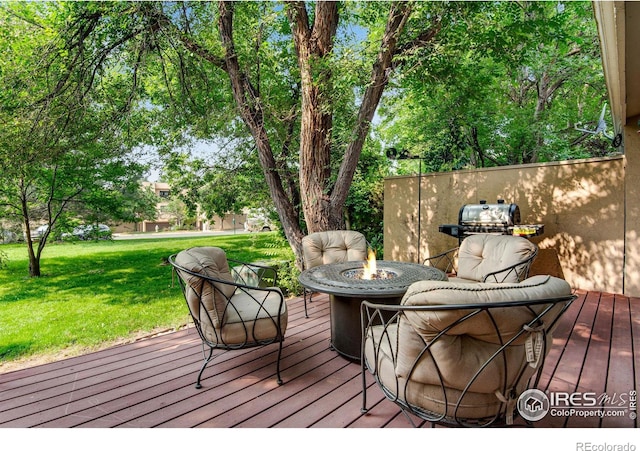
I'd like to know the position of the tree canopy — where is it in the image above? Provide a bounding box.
[379,1,611,172]
[0,2,157,276]
[0,1,610,272]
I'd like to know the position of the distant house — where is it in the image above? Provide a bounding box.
[114,181,246,233]
[139,181,173,232]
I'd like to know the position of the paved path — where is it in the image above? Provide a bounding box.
[113,229,251,240]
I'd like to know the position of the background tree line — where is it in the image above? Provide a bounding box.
[0,1,611,275]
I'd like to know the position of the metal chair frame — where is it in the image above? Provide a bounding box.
[169,255,286,389]
[302,287,313,318]
[360,293,576,427]
[423,246,459,275]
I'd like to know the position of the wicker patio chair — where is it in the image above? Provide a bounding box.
[169,246,288,389]
[301,230,368,317]
[423,234,538,283]
[361,275,575,427]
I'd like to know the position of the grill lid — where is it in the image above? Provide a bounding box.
[459,200,520,226]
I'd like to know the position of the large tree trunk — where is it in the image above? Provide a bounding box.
[288,1,419,234]
[286,2,339,233]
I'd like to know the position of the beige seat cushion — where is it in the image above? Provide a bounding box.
[456,234,537,283]
[364,325,508,420]
[175,247,287,346]
[302,230,368,268]
[216,288,287,346]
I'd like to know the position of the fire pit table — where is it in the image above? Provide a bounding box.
[298,260,447,360]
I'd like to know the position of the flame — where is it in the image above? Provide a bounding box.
[362,249,377,280]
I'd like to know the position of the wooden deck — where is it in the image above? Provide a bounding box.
[0,289,638,429]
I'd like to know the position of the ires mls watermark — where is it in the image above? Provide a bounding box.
[517,388,637,422]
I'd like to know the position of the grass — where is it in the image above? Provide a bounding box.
[0,232,295,366]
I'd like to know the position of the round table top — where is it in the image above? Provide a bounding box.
[298,260,447,298]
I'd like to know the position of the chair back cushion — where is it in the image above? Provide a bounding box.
[456,234,537,282]
[302,230,368,269]
[174,247,236,329]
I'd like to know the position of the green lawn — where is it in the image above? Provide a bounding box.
[0,233,296,365]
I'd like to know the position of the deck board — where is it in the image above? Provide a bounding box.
[1,289,638,429]
[602,294,636,427]
[566,291,613,427]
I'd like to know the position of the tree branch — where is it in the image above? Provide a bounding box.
[218,1,303,249]
[394,17,442,60]
[331,2,416,210]
[142,4,228,72]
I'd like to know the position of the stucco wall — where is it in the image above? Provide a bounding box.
[624,116,640,296]
[384,155,628,294]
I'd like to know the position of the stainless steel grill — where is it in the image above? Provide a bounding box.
[439,199,544,242]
